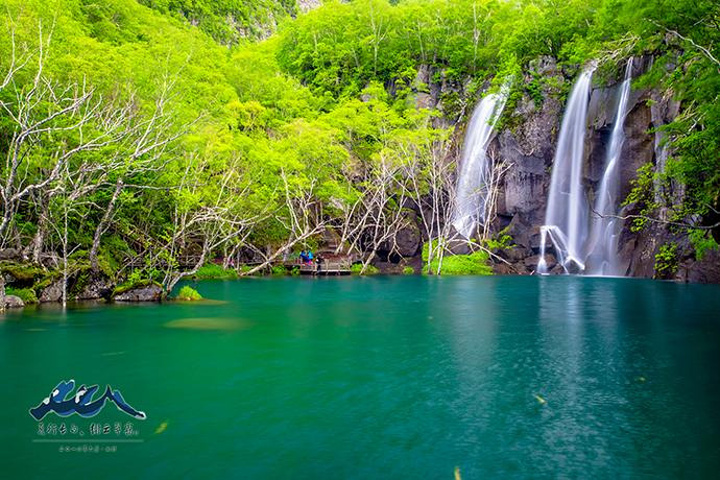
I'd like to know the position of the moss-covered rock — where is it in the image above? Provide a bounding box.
[38,279,64,303]
[70,271,112,301]
[0,262,44,284]
[5,287,39,305]
[4,294,24,308]
[176,286,202,301]
[113,278,154,297]
[112,279,164,302]
[425,250,493,276]
[350,263,380,275]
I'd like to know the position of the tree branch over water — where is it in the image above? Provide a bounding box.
[590,207,720,231]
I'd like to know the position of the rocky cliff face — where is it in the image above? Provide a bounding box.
[490,58,565,273]
[384,55,719,282]
[140,1,322,44]
[297,0,322,14]
[447,56,720,282]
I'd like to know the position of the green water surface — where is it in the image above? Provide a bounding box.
[1,275,719,478]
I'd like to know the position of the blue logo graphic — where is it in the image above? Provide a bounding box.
[29,379,146,421]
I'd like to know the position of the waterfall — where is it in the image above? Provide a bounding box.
[538,60,635,276]
[585,58,634,275]
[452,85,509,239]
[538,67,595,274]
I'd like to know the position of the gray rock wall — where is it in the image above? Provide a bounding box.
[391,54,718,282]
[471,56,719,282]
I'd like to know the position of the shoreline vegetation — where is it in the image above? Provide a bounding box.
[0,243,494,308]
[1,0,719,307]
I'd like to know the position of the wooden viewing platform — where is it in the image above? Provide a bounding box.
[286,260,352,276]
[123,252,353,275]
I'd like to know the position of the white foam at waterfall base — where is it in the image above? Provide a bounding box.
[452,85,509,239]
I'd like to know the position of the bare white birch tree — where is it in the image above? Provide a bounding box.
[242,169,327,276]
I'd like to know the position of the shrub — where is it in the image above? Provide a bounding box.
[485,228,514,251]
[623,163,660,232]
[654,242,679,278]
[195,263,239,280]
[425,250,493,275]
[689,228,718,261]
[350,263,380,275]
[422,242,431,262]
[402,266,414,275]
[0,262,43,282]
[176,285,202,301]
[5,287,39,304]
[271,265,287,276]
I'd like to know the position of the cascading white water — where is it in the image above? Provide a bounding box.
[452,85,509,239]
[585,59,634,275]
[538,67,596,274]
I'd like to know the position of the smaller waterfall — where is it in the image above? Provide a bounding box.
[452,85,509,239]
[538,67,595,274]
[585,58,634,275]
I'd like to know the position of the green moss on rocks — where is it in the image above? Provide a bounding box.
[33,270,62,291]
[112,278,161,297]
[351,264,380,275]
[425,251,493,276]
[5,287,39,304]
[176,285,203,301]
[0,262,44,283]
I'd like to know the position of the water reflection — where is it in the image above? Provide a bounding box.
[536,277,628,470]
[1,277,719,478]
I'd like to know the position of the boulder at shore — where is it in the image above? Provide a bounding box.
[4,295,25,309]
[113,284,164,302]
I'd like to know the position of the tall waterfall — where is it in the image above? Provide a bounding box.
[538,61,635,275]
[585,59,634,275]
[538,67,595,274]
[452,86,509,239]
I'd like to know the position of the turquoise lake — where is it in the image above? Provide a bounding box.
[1,275,719,478]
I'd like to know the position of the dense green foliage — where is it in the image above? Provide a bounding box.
[0,0,718,292]
[351,263,380,275]
[138,0,298,44]
[426,250,492,276]
[654,242,679,278]
[194,264,239,280]
[5,287,39,304]
[176,285,203,301]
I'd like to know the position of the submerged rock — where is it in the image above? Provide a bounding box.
[164,318,251,331]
